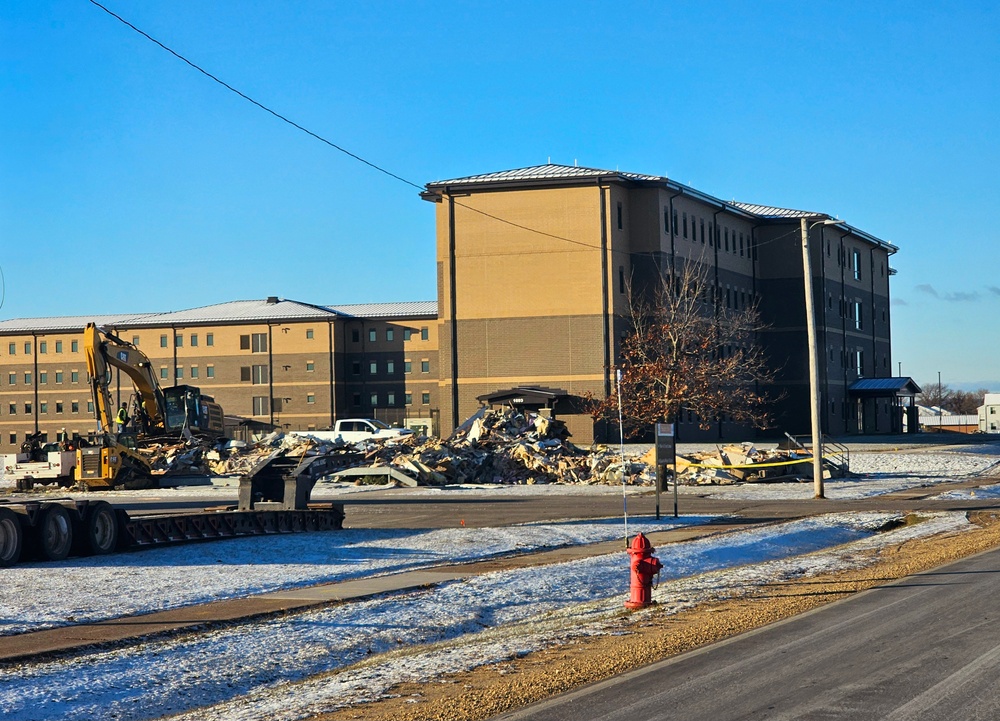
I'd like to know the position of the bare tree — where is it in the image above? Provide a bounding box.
[916,383,954,411]
[588,263,777,434]
[949,389,991,415]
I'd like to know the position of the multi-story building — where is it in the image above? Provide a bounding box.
[422,164,898,441]
[1,162,902,451]
[0,299,439,452]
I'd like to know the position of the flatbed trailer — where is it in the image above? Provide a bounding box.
[0,446,347,567]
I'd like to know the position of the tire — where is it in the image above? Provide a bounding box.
[72,501,119,557]
[33,504,74,561]
[0,508,24,567]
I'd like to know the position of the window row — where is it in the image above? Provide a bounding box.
[3,400,94,416]
[350,327,430,344]
[6,370,82,386]
[351,359,431,376]
[4,340,80,356]
[160,366,215,380]
[666,209,755,259]
[349,391,432,408]
[158,333,215,349]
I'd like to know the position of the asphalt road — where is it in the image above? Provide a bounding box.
[495,544,1000,721]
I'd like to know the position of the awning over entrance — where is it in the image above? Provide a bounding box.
[476,386,569,408]
[847,377,922,398]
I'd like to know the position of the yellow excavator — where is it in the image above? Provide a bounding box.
[76,323,224,488]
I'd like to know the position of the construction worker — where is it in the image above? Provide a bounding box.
[116,403,128,432]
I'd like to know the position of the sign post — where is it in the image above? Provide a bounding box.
[654,423,677,519]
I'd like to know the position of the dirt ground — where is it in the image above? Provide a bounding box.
[315,511,1000,721]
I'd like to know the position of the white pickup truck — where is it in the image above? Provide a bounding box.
[292,418,414,445]
[3,443,78,489]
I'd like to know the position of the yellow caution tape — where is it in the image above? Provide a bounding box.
[680,456,828,470]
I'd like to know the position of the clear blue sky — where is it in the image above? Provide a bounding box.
[2,1,998,391]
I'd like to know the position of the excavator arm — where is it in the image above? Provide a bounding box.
[82,323,166,434]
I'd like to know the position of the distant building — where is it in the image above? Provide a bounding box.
[979,394,1000,433]
[0,299,439,453]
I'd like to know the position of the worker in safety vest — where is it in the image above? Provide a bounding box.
[116,403,129,432]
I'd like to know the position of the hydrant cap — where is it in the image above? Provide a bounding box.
[629,532,653,553]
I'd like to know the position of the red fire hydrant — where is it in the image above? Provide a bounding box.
[625,532,663,610]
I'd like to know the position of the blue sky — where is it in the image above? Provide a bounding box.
[2,1,998,391]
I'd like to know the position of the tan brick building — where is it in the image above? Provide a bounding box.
[422,164,898,442]
[0,300,439,452]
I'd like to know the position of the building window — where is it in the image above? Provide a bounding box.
[352,361,361,375]
[252,396,269,416]
[387,392,396,406]
[369,328,377,342]
[55,402,63,414]
[40,402,48,414]
[421,392,431,405]
[853,249,862,281]
[664,208,670,234]
[616,201,623,230]
[307,394,315,404]
[853,301,863,330]
[421,327,429,341]
[854,350,864,376]
[352,329,360,343]
[421,360,430,373]
[71,371,79,383]
[132,336,140,347]
[253,333,267,352]
[618,266,625,294]
[272,398,283,413]
[724,228,729,252]
[88,401,94,413]
[206,333,214,346]
[24,372,31,385]
[8,404,15,415]
[7,373,14,385]
[71,340,78,353]
[56,341,64,353]
[405,393,413,405]
[71,401,79,413]
[404,361,412,374]
[403,328,412,341]
[160,335,168,348]
[206,365,215,378]
[7,342,14,355]
[190,334,198,347]
[682,212,688,238]
[159,367,168,380]
[25,403,32,414]
[190,366,199,379]
[352,393,361,407]
[386,328,394,342]
[699,219,705,244]
[369,361,378,375]
[39,372,47,384]
[251,365,268,384]
[387,360,395,374]
[306,361,315,372]
[175,367,183,379]
[370,392,379,406]
[175,335,183,348]
[306,329,314,340]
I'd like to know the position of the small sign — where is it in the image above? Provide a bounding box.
[117,350,129,362]
[655,423,675,464]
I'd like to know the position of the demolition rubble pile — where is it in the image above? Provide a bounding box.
[142,409,655,486]
[664,443,818,485]
[138,412,820,487]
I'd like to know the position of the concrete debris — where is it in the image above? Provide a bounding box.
[134,412,835,488]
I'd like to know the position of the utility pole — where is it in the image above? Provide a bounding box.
[801,217,842,499]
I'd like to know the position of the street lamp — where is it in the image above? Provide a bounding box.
[800,216,843,499]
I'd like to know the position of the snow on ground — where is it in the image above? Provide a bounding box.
[0,511,972,721]
[1,446,998,719]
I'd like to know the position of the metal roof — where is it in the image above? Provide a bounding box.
[0,298,439,334]
[848,377,922,396]
[730,202,820,219]
[428,164,664,186]
[324,301,438,319]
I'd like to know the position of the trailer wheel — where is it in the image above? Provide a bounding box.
[0,508,23,567]
[33,504,74,561]
[73,501,118,556]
